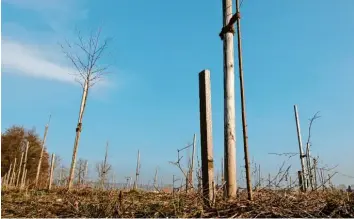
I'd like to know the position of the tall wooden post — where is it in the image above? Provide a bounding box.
[35,115,51,187]
[16,152,24,187]
[235,0,253,201]
[6,163,13,185]
[21,141,30,189]
[222,0,237,199]
[199,69,215,205]
[298,170,304,192]
[48,153,55,190]
[10,158,17,186]
[133,150,140,190]
[293,105,307,191]
[68,81,89,190]
[313,158,317,188]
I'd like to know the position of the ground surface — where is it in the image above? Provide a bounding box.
[1,188,354,218]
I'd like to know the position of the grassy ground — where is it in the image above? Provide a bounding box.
[1,187,353,218]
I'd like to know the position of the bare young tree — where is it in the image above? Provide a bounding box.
[61,28,111,190]
[96,142,111,189]
[75,158,88,185]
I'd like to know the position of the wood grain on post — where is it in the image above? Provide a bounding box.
[199,69,215,205]
[222,0,237,199]
[48,153,55,190]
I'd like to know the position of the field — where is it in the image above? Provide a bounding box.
[1,188,354,218]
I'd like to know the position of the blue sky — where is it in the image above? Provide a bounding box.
[1,0,353,186]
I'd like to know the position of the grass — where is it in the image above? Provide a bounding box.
[1,187,354,218]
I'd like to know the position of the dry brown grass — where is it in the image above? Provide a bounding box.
[1,187,353,218]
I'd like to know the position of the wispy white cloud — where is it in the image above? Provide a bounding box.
[2,39,77,84]
[2,0,115,91]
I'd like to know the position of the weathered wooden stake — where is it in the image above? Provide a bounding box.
[6,163,13,185]
[10,158,17,186]
[16,152,24,187]
[21,141,30,189]
[222,0,237,199]
[298,170,304,192]
[294,105,307,191]
[313,158,318,188]
[48,153,55,190]
[35,115,51,187]
[154,167,158,191]
[133,150,140,190]
[199,69,215,205]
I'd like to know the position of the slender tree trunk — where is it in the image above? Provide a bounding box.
[235,0,253,201]
[35,116,51,187]
[48,153,55,190]
[133,150,140,190]
[68,81,89,190]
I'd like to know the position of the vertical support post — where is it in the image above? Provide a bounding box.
[48,153,55,190]
[222,0,237,199]
[21,141,30,189]
[35,115,51,187]
[313,158,317,189]
[258,164,261,188]
[221,157,224,186]
[16,152,24,187]
[6,163,13,185]
[268,173,271,189]
[190,134,197,190]
[199,69,215,205]
[11,158,17,186]
[235,0,253,201]
[172,175,175,197]
[298,171,304,192]
[83,160,88,185]
[154,167,158,191]
[133,150,140,190]
[293,105,307,191]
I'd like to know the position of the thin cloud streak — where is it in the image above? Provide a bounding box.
[2,39,77,84]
